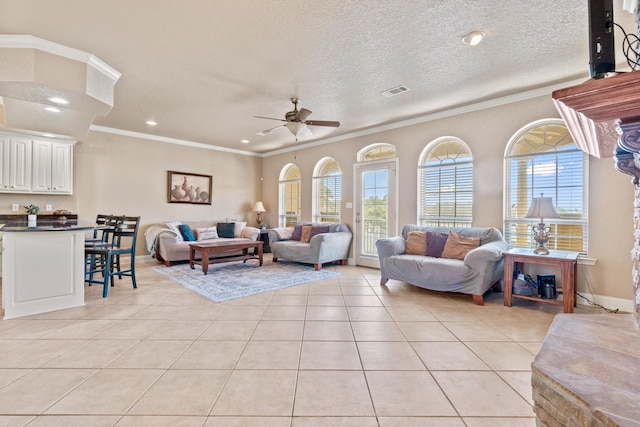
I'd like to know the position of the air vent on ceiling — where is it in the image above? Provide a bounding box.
[381,85,410,97]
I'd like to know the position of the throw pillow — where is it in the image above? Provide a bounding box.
[217,222,235,238]
[441,231,481,260]
[405,231,427,255]
[291,224,304,241]
[234,221,247,238]
[300,225,313,243]
[196,226,218,241]
[166,221,184,242]
[309,225,330,240]
[177,224,196,241]
[425,231,449,258]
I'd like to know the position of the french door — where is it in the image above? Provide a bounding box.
[354,159,398,268]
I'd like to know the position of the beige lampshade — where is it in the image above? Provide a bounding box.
[253,201,266,213]
[525,196,559,220]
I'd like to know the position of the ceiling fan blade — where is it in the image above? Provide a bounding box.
[296,108,312,122]
[257,124,285,136]
[254,115,286,122]
[305,120,340,127]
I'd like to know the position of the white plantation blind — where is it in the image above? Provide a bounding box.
[313,158,342,223]
[418,138,473,227]
[504,120,588,253]
[279,163,301,227]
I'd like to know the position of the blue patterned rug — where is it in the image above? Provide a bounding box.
[151,260,341,303]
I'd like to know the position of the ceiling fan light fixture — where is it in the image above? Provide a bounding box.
[462,31,485,46]
[285,122,313,138]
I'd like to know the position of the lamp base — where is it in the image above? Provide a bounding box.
[533,246,550,255]
[256,212,262,228]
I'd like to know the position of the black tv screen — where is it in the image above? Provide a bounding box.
[589,0,615,78]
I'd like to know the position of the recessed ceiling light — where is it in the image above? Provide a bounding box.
[146,120,157,126]
[47,96,69,105]
[241,139,250,144]
[257,130,272,136]
[45,106,61,113]
[462,31,485,46]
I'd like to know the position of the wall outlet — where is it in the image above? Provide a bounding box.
[45,204,52,212]
[11,204,19,211]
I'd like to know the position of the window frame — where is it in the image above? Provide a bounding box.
[503,118,589,253]
[417,136,473,227]
[278,163,301,227]
[312,157,342,223]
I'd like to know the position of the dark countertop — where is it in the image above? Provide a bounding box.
[0,219,97,232]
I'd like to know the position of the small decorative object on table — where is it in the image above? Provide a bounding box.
[24,204,40,223]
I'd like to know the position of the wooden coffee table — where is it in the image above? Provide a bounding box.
[189,240,263,274]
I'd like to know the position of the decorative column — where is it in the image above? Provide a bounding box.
[615,120,640,323]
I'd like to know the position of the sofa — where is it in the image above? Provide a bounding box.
[268,222,352,270]
[375,225,509,305]
[145,220,260,266]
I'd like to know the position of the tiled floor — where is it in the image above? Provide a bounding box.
[0,256,599,426]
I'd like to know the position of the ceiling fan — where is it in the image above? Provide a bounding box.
[255,97,340,139]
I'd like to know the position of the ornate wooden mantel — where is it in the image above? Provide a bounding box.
[533,71,640,427]
[553,71,640,320]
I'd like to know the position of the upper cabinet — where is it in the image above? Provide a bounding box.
[0,131,74,194]
[32,139,73,194]
[0,134,32,192]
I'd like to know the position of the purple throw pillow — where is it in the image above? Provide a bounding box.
[309,225,330,239]
[425,231,448,258]
[291,224,304,241]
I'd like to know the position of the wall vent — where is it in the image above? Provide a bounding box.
[381,85,410,97]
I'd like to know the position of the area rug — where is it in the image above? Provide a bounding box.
[151,261,341,303]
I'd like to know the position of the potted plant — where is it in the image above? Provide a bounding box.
[24,204,40,222]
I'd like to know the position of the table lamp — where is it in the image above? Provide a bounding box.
[253,201,266,227]
[524,194,560,255]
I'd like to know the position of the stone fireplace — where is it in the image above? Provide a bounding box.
[530,71,640,426]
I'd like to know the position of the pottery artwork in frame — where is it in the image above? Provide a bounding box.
[167,171,212,204]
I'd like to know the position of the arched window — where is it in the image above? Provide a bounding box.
[357,143,396,162]
[418,137,473,227]
[504,119,588,252]
[313,157,342,223]
[278,163,301,227]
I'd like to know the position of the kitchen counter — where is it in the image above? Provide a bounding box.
[1,219,96,232]
[1,219,96,319]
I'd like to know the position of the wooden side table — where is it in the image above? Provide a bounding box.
[258,228,271,253]
[503,248,579,313]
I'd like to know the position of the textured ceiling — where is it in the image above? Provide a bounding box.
[0,0,637,154]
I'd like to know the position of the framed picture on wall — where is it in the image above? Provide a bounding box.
[167,171,212,205]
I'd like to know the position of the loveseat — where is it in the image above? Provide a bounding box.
[145,220,260,266]
[268,222,352,270]
[375,225,509,305]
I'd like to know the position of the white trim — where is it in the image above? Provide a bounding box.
[0,35,121,82]
[576,293,634,313]
[89,125,261,157]
[263,78,588,157]
[84,77,589,158]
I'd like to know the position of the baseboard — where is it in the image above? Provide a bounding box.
[575,292,635,313]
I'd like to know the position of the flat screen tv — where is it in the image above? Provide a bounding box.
[589,0,615,78]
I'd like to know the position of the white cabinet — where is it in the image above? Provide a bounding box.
[0,131,73,194]
[0,134,32,192]
[32,140,73,194]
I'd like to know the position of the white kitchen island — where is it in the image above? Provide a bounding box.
[1,220,96,319]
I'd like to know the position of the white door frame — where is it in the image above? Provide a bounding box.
[353,158,399,268]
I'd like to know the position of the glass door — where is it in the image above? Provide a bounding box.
[354,160,397,268]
